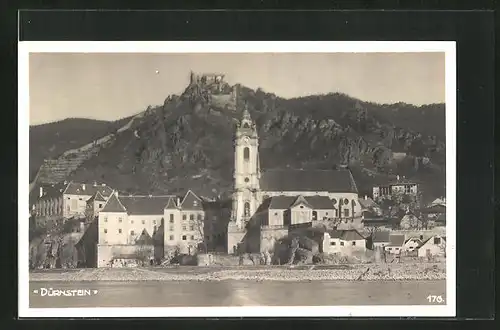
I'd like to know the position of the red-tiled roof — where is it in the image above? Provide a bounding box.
[260,169,358,193]
[63,182,113,197]
[100,193,127,213]
[119,195,175,215]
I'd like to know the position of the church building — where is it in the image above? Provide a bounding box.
[227,108,362,254]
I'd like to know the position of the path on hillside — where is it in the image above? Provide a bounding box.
[31,109,149,187]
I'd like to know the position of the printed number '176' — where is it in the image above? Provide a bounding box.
[427,295,445,303]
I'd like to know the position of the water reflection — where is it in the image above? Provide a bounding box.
[30,280,446,308]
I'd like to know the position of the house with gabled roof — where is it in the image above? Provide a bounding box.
[384,234,406,254]
[403,237,424,253]
[91,189,208,267]
[85,191,107,220]
[321,229,367,255]
[417,234,446,258]
[62,181,113,218]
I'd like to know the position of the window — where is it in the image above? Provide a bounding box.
[243,147,250,161]
[352,241,356,246]
[104,217,108,222]
[193,201,198,207]
[118,217,123,223]
[300,205,304,209]
[189,214,194,221]
[434,237,441,245]
[395,247,400,250]
[131,220,134,224]
[79,198,83,201]
[244,202,250,217]
[118,229,122,234]
[130,230,135,236]
[189,225,194,231]
[169,235,174,241]
[244,177,249,183]
[170,214,174,223]
[103,229,107,233]
[153,220,157,225]
[182,235,187,241]
[197,214,202,221]
[153,225,157,232]
[191,235,195,240]
[169,226,174,232]
[182,225,187,231]
[312,211,317,220]
[142,220,145,224]
[340,242,344,246]
[388,247,392,251]
[344,209,350,217]
[325,212,328,216]
[182,214,187,220]
[98,203,102,208]
[330,241,336,246]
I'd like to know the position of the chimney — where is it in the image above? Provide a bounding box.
[114,191,119,198]
[93,181,97,187]
[39,187,43,198]
[177,197,181,207]
[396,175,400,181]
[101,183,106,186]
[364,195,368,200]
[82,184,86,191]
[80,221,85,233]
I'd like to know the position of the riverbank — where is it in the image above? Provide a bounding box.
[30,262,446,282]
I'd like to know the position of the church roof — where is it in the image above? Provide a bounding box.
[264,195,334,210]
[260,169,358,193]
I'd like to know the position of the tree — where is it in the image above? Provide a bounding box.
[194,214,208,254]
[135,242,152,267]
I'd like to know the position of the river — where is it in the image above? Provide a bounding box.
[29,280,446,308]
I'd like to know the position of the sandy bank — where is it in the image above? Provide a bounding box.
[30,263,446,282]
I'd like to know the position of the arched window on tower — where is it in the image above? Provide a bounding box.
[243,147,250,161]
[243,122,250,128]
[244,202,250,217]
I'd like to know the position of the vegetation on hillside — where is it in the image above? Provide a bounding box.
[33,81,445,202]
[29,116,134,181]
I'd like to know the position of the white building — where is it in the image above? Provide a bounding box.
[228,108,362,254]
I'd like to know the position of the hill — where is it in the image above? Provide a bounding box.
[29,117,133,182]
[58,78,446,203]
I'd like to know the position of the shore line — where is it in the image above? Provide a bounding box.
[30,263,446,282]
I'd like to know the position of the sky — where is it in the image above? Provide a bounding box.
[29,52,445,125]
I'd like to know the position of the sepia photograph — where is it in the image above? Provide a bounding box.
[19,41,456,317]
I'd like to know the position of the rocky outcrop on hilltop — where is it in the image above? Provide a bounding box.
[45,78,447,199]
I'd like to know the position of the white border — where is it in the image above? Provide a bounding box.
[19,41,456,318]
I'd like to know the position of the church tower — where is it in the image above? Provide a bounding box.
[231,106,261,229]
